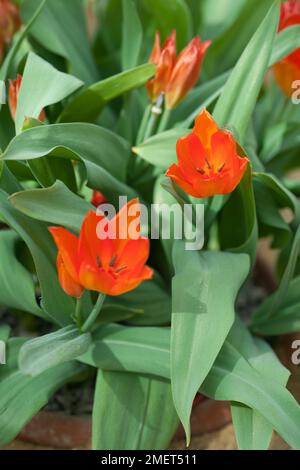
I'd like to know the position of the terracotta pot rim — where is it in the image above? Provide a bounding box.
[17,399,231,450]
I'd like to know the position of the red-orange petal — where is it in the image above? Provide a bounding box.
[91,190,107,207]
[165,163,201,198]
[8,74,22,120]
[193,175,227,197]
[111,198,141,253]
[176,132,207,181]
[109,265,153,296]
[146,30,176,102]
[166,37,210,109]
[210,130,238,171]
[57,253,84,298]
[149,31,161,65]
[79,263,115,295]
[193,109,219,151]
[78,209,114,272]
[49,226,79,282]
[116,237,150,272]
[273,59,300,97]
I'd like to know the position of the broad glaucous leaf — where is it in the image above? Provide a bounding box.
[229,319,290,450]
[15,52,83,133]
[202,339,300,449]
[213,2,280,263]
[204,0,275,78]
[1,123,136,204]
[9,180,92,232]
[252,223,300,329]
[0,338,87,446]
[132,129,190,169]
[121,0,143,70]
[251,275,300,335]
[213,1,280,142]
[170,241,250,441]
[270,25,300,65]
[79,323,300,449]
[59,64,155,123]
[92,370,178,450]
[19,325,91,377]
[80,324,171,380]
[0,190,74,325]
[21,0,98,84]
[0,230,42,318]
[0,0,46,84]
[110,275,171,326]
[141,0,192,51]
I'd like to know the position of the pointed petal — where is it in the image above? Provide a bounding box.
[111,198,141,253]
[165,163,200,197]
[49,227,79,282]
[166,36,210,109]
[78,210,114,271]
[109,265,153,296]
[116,237,150,271]
[149,31,161,64]
[210,130,237,170]
[57,253,83,298]
[193,109,219,150]
[176,132,207,180]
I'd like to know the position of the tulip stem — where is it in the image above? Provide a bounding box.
[157,109,171,134]
[136,104,151,144]
[75,296,83,328]
[81,293,106,333]
[143,110,160,140]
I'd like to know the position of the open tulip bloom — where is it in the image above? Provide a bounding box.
[166,109,249,198]
[2,0,300,454]
[49,200,153,299]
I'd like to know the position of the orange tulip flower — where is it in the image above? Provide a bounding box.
[9,74,46,122]
[165,109,249,198]
[273,0,300,96]
[0,0,21,62]
[147,31,211,109]
[49,199,153,298]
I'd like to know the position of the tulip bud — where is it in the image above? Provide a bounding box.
[0,0,21,62]
[9,74,46,122]
[146,30,176,103]
[91,190,107,208]
[8,73,21,120]
[165,37,211,109]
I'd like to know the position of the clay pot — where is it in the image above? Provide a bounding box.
[16,400,231,450]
